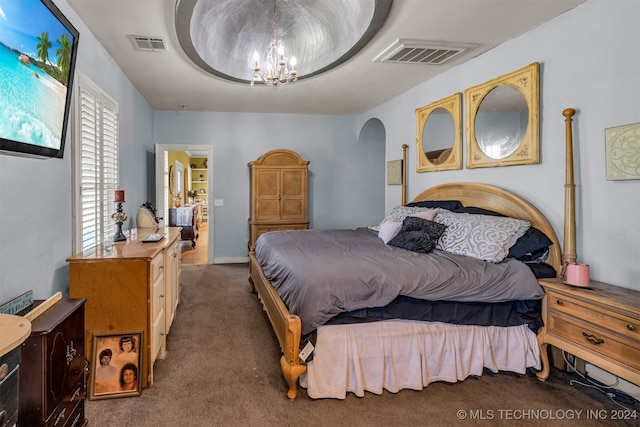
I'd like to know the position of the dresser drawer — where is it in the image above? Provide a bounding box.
[547,312,640,372]
[44,395,81,427]
[282,224,308,231]
[152,274,164,320]
[150,253,164,284]
[151,309,165,363]
[547,290,640,342]
[0,348,20,427]
[63,400,84,427]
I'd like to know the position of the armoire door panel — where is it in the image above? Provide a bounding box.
[256,200,280,220]
[282,200,305,219]
[282,170,304,197]
[256,171,280,197]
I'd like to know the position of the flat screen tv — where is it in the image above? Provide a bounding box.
[0,0,79,159]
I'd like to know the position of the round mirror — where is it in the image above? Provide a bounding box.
[423,107,455,165]
[474,84,528,159]
[416,92,462,172]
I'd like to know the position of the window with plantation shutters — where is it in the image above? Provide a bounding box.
[72,72,119,252]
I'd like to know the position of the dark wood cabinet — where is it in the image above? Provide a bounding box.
[19,299,87,427]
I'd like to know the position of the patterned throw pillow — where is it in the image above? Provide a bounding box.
[434,210,530,263]
[387,216,448,254]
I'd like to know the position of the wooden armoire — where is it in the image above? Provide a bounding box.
[248,149,309,249]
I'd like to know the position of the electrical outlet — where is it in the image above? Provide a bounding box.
[213,199,223,206]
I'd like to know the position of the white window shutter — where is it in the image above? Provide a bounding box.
[73,73,119,252]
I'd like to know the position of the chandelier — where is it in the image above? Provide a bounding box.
[250,0,297,87]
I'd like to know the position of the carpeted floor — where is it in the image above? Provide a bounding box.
[85,264,637,426]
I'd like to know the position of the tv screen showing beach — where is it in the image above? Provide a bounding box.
[0,0,78,158]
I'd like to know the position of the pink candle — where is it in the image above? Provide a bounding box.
[114,189,125,202]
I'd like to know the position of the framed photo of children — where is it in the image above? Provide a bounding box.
[89,331,143,400]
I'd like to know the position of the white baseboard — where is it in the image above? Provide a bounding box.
[213,256,249,264]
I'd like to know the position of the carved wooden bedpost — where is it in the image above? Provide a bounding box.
[563,108,577,268]
[402,144,408,205]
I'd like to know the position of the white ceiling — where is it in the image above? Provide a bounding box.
[67,0,586,115]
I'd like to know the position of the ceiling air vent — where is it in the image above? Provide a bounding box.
[129,35,167,52]
[373,39,477,65]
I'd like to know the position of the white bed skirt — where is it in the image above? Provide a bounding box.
[299,320,541,399]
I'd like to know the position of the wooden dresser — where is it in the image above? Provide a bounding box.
[536,278,640,386]
[67,227,181,389]
[248,149,310,249]
[19,299,87,427]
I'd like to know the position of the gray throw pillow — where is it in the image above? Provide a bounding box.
[387,217,447,254]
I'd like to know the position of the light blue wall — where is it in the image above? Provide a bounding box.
[358,0,640,291]
[153,111,385,259]
[1,0,637,306]
[0,0,153,303]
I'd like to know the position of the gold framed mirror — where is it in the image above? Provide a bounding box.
[465,62,539,168]
[416,92,462,172]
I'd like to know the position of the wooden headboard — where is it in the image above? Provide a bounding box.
[412,183,562,274]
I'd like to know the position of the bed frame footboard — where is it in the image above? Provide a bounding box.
[249,252,306,400]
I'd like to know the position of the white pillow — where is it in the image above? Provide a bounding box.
[411,209,438,221]
[434,210,530,263]
[378,221,402,243]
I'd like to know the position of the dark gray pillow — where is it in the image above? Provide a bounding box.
[406,200,463,211]
[387,217,447,254]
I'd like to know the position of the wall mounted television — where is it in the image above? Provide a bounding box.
[0,0,79,159]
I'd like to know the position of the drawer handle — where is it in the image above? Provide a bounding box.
[628,324,636,331]
[555,299,563,306]
[582,332,604,345]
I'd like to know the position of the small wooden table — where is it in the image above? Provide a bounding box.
[536,278,640,386]
[0,314,31,357]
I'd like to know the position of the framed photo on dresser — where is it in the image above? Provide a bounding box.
[89,331,143,400]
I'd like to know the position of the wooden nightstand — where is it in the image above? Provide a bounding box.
[536,278,640,386]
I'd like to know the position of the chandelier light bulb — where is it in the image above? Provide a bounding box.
[250,0,298,87]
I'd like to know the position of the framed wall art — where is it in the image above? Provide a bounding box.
[605,122,640,180]
[386,159,403,185]
[89,331,143,400]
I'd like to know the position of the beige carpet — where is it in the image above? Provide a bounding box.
[85,264,636,426]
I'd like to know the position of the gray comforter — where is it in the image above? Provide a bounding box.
[254,228,544,335]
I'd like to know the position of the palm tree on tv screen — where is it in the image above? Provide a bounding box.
[36,32,52,67]
[55,33,72,84]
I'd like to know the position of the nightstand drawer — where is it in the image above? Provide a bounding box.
[548,290,640,342]
[547,312,640,372]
